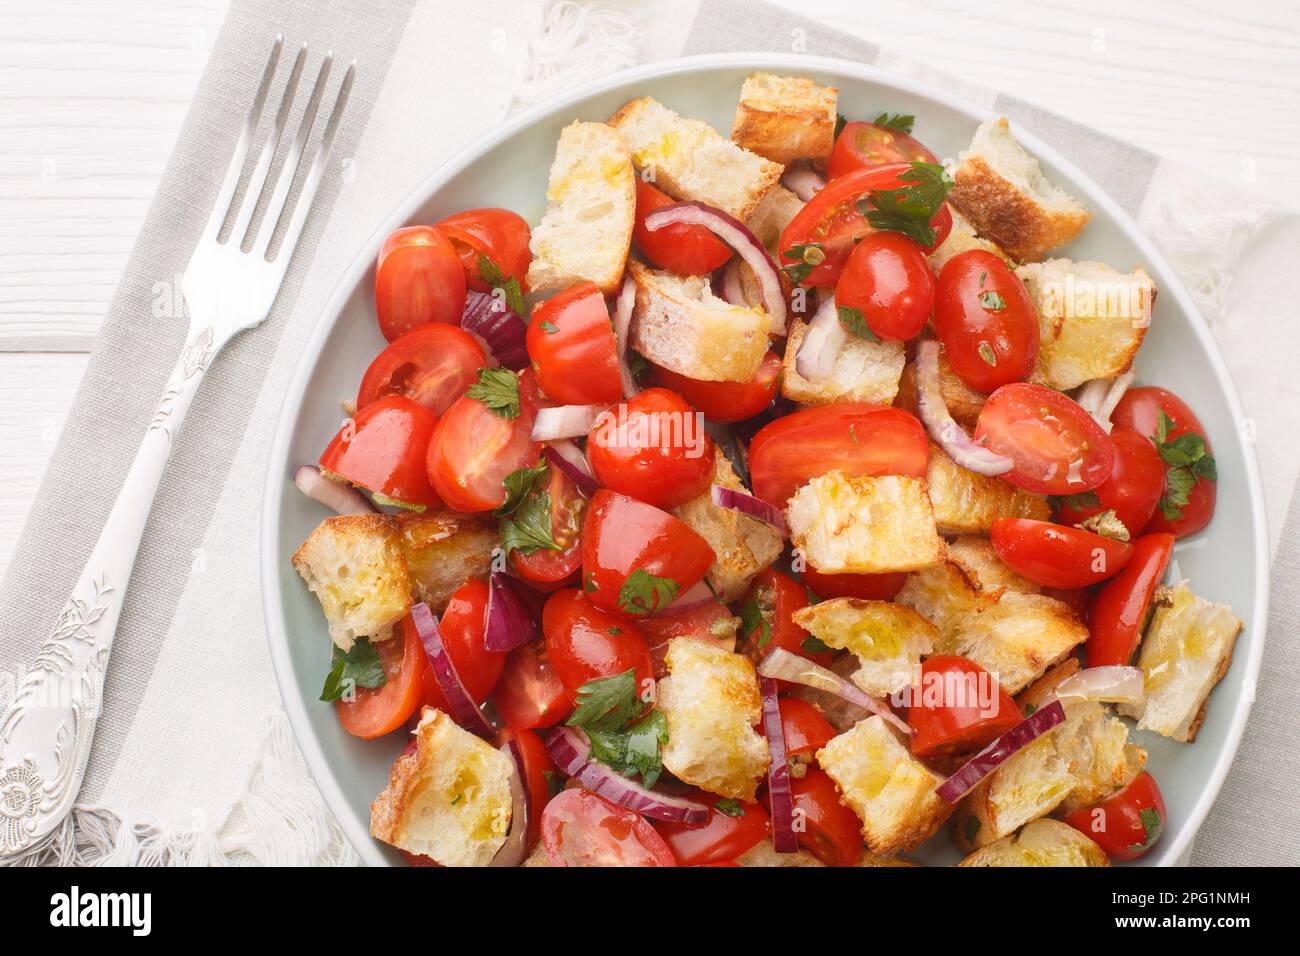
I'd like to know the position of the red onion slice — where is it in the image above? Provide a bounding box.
[293,465,376,515]
[612,276,640,399]
[461,290,529,370]
[1054,666,1145,706]
[758,648,912,736]
[643,201,787,335]
[542,440,599,498]
[936,698,1066,804]
[794,295,846,381]
[1074,372,1135,434]
[541,726,709,824]
[410,602,496,738]
[760,677,797,852]
[663,578,717,614]
[531,404,607,441]
[719,258,751,308]
[781,162,825,203]
[711,485,788,537]
[916,339,1014,477]
[490,739,531,867]
[483,572,538,653]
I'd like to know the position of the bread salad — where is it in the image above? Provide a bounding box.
[291,72,1242,868]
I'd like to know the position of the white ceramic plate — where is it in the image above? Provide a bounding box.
[261,53,1268,867]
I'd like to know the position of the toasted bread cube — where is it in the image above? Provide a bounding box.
[628,260,770,383]
[949,117,1090,263]
[736,840,829,867]
[953,733,1073,849]
[927,205,1011,274]
[1120,582,1242,742]
[1017,259,1155,390]
[946,534,1041,595]
[745,185,804,257]
[792,598,935,698]
[817,716,951,855]
[396,510,497,614]
[610,96,783,220]
[292,514,411,651]
[526,121,635,295]
[788,471,945,575]
[370,708,513,867]
[672,456,782,601]
[731,72,837,165]
[958,820,1109,867]
[894,560,986,640]
[927,445,1051,536]
[781,320,906,406]
[658,638,770,801]
[895,353,987,430]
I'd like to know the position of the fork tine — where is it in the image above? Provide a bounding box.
[200,35,282,245]
[250,51,333,258]
[227,42,307,248]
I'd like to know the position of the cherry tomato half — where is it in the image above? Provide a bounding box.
[975,382,1115,495]
[375,225,467,341]
[1052,426,1165,538]
[800,567,907,602]
[580,491,716,618]
[907,656,1021,759]
[991,518,1134,589]
[774,697,836,757]
[786,767,864,867]
[652,350,781,424]
[335,623,426,739]
[587,388,715,510]
[641,601,738,678]
[435,207,532,294]
[541,788,678,866]
[493,638,570,730]
[527,282,622,406]
[419,579,507,716]
[654,791,768,866]
[319,394,441,507]
[749,403,929,507]
[835,231,935,341]
[632,180,732,275]
[934,250,1039,393]
[827,120,939,181]
[542,589,656,704]
[1087,532,1175,667]
[355,323,486,417]
[1063,771,1167,862]
[738,568,830,668]
[510,461,587,589]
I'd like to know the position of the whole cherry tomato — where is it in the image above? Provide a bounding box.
[527,282,622,405]
[1052,426,1165,538]
[1062,771,1167,861]
[835,231,935,341]
[632,180,732,275]
[654,790,768,866]
[934,250,1039,392]
[355,323,486,417]
[1087,533,1175,667]
[827,120,939,180]
[991,518,1134,589]
[435,207,532,294]
[418,579,507,716]
[374,225,466,341]
[652,350,781,424]
[319,394,441,508]
[907,656,1021,759]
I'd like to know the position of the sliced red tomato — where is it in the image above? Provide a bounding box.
[827,120,939,180]
[355,324,485,416]
[654,791,768,866]
[632,180,732,275]
[425,372,540,512]
[934,250,1039,392]
[652,350,781,424]
[641,601,738,678]
[527,282,621,405]
[435,207,532,294]
[540,788,678,866]
[586,387,715,510]
[907,656,1021,759]
[778,163,952,288]
[991,518,1134,589]
[974,383,1115,495]
[749,403,929,506]
[1087,533,1175,667]
[801,567,907,602]
[1062,771,1166,861]
[492,638,570,730]
[738,568,830,668]
[773,697,836,757]
[1052,426,1165,538]
[541,589,656,703]
[418,579,507,714]
[835,231,935,341]
[374,225,467,341]
[786,767,864,866]
[1112,387,1218,539]
[319,394,441,507]
[510,461,586,589]
[496,727,556,852]
[580,491,716,617]
[335,623,425,739]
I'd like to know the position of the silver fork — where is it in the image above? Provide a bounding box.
[0,36,354,857]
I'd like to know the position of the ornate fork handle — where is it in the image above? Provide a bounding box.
[0,323,217,856]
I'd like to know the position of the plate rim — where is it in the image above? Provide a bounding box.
[260,51,1270,868]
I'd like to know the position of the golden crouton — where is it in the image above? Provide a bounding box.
[958,819,1109,867]
[672,456,783,601]
[657,638,770,801]
[927,444,1051,536]
[731,72,838,165]
[1017,258,1155,390]
[292,514,412,651]
[895,354,987,430]
[370,708,513,867]
[1120,582,1242,742]
[946,534,1041,595]
[817,716,952,855]
[927,205,1010,274]
[745,185,805,257]
[792,598,935,698]
[781,320,906,407]
[397,510,497,614]
[787,471,946,575]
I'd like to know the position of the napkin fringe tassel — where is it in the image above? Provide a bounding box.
[512,0,644,108]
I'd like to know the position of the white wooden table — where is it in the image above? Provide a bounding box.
[3,0,1299,582]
